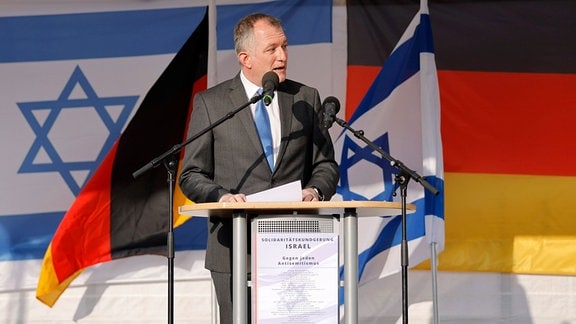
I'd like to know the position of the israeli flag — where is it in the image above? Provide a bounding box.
[334,2,445,285]
[0,5,206,290]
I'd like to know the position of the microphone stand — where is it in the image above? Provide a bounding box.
[332,116,438,324]
[132,93,263,324]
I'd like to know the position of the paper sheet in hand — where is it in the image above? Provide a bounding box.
[246,180,301,202]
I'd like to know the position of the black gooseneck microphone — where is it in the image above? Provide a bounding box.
[261,71,279,106]
[321,96,341,129]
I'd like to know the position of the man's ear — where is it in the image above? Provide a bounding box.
[237,51,251,69]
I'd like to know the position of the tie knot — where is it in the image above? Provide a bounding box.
[257,88,263,96]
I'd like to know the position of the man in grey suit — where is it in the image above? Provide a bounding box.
[179,13,339,323]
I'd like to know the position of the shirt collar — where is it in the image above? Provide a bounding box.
[240,71,260,99]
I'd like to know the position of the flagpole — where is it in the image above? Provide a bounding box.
[419,1,441,322]
[431,242,439,324]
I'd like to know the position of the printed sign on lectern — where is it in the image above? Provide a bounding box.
[252,216,339,324]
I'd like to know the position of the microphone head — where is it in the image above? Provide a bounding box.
[261,71,280,93]
[322,96,341,114]
[261,71,279,106]
[321,96,341,129]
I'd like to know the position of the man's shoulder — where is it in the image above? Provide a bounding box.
[280,79,318,96]
[197,76,318,98]
[200,76,239,97]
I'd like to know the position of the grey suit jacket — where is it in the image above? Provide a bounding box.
[179,73,339,272]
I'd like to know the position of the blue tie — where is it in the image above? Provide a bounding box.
[254,89,274,170]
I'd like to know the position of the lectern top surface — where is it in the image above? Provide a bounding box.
[178,201,415,218]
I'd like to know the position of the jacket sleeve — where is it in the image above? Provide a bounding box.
[303,88,340,200]
[178,92,228,203]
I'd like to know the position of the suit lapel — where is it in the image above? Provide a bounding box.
[228,75,264,158]
[276,89,294,169]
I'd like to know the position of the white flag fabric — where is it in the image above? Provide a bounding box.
[333,1,444,285]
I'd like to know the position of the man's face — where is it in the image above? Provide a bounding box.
[243,20,288,86]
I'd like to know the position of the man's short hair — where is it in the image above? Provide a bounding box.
[234,13,283,54]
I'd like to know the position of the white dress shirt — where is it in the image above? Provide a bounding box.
[240,71,281,166]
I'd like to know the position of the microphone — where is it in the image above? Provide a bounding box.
[321,96,341,129]
[261,71,279,106]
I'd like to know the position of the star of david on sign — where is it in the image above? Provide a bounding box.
[17,66,139,196]
[337,132,397,201]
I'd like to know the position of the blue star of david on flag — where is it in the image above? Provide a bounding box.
[337,132,397,202]
[17,66,139,195]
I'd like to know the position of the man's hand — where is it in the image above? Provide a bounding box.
[219,193,247,202]
[302,188,320,201]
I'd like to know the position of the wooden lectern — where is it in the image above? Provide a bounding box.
[179,201,415,324]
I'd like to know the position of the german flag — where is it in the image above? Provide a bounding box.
[36,10,208,307]
[347,0,576,275]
